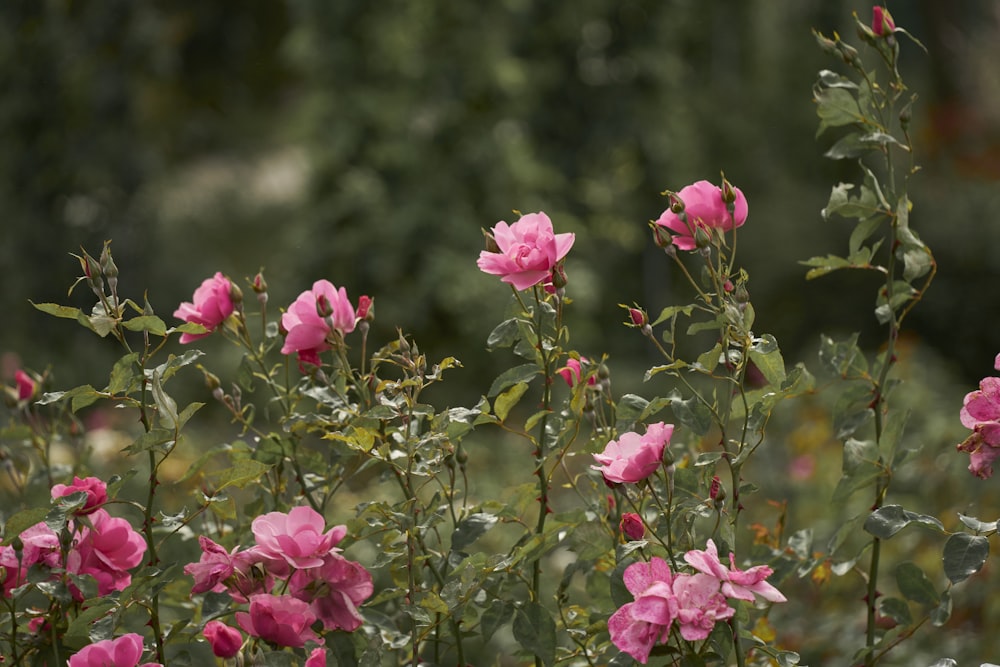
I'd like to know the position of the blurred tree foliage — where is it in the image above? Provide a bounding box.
[2,0,998,390]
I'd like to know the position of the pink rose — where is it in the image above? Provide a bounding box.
[252,506,346,570]
[289,552,373,631]
[957,372,1000,478]
[872,6,895,36]
[173,272,235,344]
[592,422,674,484]
[15,369,35,401]
[671,573,734,641]
[654,180,748,250]
[306,647,327,667]
[477,212,575,291]
[620,513,645,541]
[684,539,786,603]
[51,476,108,514]
[184,537,286,602]
[607,558,677,663]
[280,280,358,366]
[235,594,322,648]
[1,522,59,596]
[355,295,373,322]
[67,633,161,667]
[67,509,146,596]
[202,620,243,658]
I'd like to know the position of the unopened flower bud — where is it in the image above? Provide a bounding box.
[694,226,712,249]
[628,307,647,327]
[251,271,268,295]
[620,512,645,541]
[229,282,243,307]
[709,475,726,503]
[355,295,374,322]
[650,222,673,248]
[550,264,568,289]
[813,30,839,57]
[481,228,500,254]
[666,191,685,214]
[316,294,333,318]
[898,102,912,132]
[871,6,895,37]
[836,40,860,66]
[662,447,674,467]
[720,174,737,205]
[734,284,749,304]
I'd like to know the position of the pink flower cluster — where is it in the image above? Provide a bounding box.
[477,212,575,291]
[654,179,748,251]
[0,477,145,599]
[957,354,1000,478]
[280,280,370,368]
[67,633,162,667]
[184,506,372,654]
[609,541,785,664]
[592,422,674,484]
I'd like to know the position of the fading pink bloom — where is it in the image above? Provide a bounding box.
[288,552,373,631]
[684,539,786,603]
[183,537,285,603]
[672,573,734,641]
[654,180,748,251]
[67,509,146,596]
[252,506,346,570]
[15,369,36,401]
[235,594,322,648]
[558,357,595,388]
[1,522,60,596]
[592,422,674,484]
[52,476,108,514]
[477,212,575,291]
[620,513,645,541]
[202,620,243,658]
[607,558,677,664]
[958,373,1000,478]
[67,633,160,667]
[173,272,235,344]
[872,6,895,36]
[280,280,357,366]
[306,647,327,667]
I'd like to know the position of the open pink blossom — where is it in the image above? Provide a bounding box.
[289,552,373,631]
[67,633,162,667]
[52,476,108,514]
[173,272,235,343]
[66,508,147,596]
[15,369,35,401]
[477,212,575,291]
[0,522,59,596]
[235,594,322,648]
[203,620,243,658]
[607,557,677,663]
[684,539,786,603]
[592,422,674,484]
[672,573,735,641]
[252,506,346,570]
[957,366,1000,478]
[280,280,357,366]
[654,180,748,250]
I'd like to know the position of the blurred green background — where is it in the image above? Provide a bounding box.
[3,0,1000,663]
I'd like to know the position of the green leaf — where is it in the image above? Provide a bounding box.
[864,504,944,540]
[930,590,952,627]
[2,507,50,545]
[801,254,850,280]
[895,561,939,606]
[63,599,117,645]
[667,390,714,436]
[615,393,649,430]
[481,600,513,642]
[213,459,273,491]
[488,363,539,397]
[487,317,521,350]
[695,341,723,374]
[513,602,556,666]
[821,182,882,221]
[814,86,864,135]
[124,428,174,454]
[748,334,786,386]
[942,533,989,584]
[107,353,139,395]
[31,301,85,320]
[957,513,1000,533]
[122,315,167,336]
[878,597,912,627]
[824,131,901,160]
[494,382,529,422]
[451,512,498,551]
[151,369,179,429]
[651,304,695,327]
